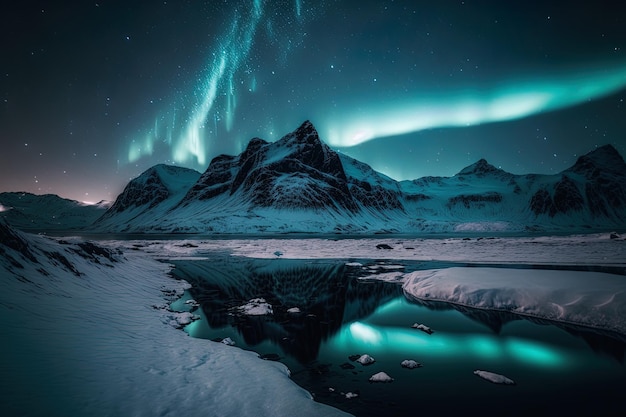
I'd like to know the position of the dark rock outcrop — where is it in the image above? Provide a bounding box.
[447,192,503,209]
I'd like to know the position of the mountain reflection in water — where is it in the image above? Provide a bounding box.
[170,256,402,363]
[170,256,626,417]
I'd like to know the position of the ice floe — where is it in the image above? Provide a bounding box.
[184,299,200,308]
[232,298,274,315]
[412,323,434,334]
[221,337,236,346]
[369,372,394,383]
[474,370,516,385]
[356,354,376,365]
[400,360,422,369]
[168,311,198,328]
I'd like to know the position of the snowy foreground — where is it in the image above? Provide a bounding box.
[3,227,625,416]
[0,226,349,417]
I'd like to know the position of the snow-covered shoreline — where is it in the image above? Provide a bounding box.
[91,231,626,267]
[401,267,626,336]
[90,232,626,336]
[0,224,350,417]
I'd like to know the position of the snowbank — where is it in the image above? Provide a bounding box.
[0,226,349,417]
[402,267,626,335]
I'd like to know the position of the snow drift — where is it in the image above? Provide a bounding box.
[0,220,349,417]
[402,267,626,336]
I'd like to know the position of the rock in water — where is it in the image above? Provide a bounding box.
[412,323,433,334]
[401,359,422,369]
[473,370,515,385]
[356,354,376,365]
[369,372,394,383]
[221,337,235,346]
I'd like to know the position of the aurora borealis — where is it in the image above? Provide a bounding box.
[1,0,625,202]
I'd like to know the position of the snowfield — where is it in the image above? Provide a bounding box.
[3,221,626,416]
[0,224,349,417]
[111,232,626,266]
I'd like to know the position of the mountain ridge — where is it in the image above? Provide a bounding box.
[3,121,625,234]
[0,192,109,230]
[90,121,625,234]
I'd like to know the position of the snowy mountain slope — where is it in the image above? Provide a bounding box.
[0,220,350,417]
[90,121,626,234]
[94,164,201,231]
[93,121,409,233]
[0,191,108,230]
[399,144,626,232]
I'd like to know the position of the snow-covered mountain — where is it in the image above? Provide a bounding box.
[0,192,109,230]
[92,121,626,234]
[95,164,201,231]
[399,144,626,233]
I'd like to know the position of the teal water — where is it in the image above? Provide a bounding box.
[171,258,626,416]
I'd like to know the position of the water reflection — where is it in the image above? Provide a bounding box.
[409,297,626,362]
[171,256,626,364]
[171,256,626,417]
[170,256,401,363]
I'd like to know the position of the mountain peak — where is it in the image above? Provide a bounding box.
[278,120,321,147]
[569,144,626,177]
[456,158,506,177]
[104,164,200,214]
[296,119,316,135]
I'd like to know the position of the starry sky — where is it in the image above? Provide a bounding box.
[1,0,625,203]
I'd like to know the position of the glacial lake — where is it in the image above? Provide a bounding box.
[170,255,626,417]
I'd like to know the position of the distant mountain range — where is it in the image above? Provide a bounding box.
[4,120,626,234]
[0,192,109,231]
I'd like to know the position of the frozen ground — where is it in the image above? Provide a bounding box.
[104,232,626,267]
[3,226,625,416]
[0,225,349,417]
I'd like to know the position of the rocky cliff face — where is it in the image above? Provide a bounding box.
[529,145,626,219]
[229,120,357,211]
[108,167,170,214]
[180,120,401,213]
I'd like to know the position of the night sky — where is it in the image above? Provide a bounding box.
[2,0,625,203]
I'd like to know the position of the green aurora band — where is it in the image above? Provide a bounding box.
[323,61,626,147]
[125,0,626,171]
